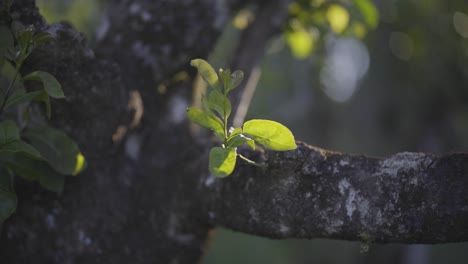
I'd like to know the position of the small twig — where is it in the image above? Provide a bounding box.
[238,153,266,167]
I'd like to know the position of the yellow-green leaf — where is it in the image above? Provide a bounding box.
[285,29,315,59]
[186,107,224,137]
[326,4,350,34]
[243,119,297,151]
[190,59,221,92]
[209,147,237,177]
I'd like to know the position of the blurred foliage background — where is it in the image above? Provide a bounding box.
[36,0,468,263]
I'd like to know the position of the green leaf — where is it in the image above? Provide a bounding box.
[22,126,82,175]
[226,134,255,150]
[0,120,20,144]
[0,152,64,192]
[0,60,23,92]
[190,59,221,92]
[23,71,64,99]
[227,70,244,93]
[32,32,55,46]
[186,107,224,138]
[4,90,43,110]
[219,68,231,93]
[354,0,379,29]
[243,119,297,151]
[0,167,16,222]
[0,140,41,158]
[208,90,231,119]
[209,147,237,177]
[229,127,242,138]
[32,90,51,119]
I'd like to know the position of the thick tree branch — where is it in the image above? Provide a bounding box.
[201,142,468,244]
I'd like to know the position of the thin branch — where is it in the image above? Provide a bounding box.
[201,142,468,244]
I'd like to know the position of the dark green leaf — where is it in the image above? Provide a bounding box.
[226,134,255,150]
[190,59,221,92]
[4,90,43,110]
[0,120,20,144]
[0,167,16,222]
[243,119,297,151]
[186,107,224,138]
[32,32,55,45]
[22,126,81,175]
[227,70,244,93]
[32,90,51,119]
[39,170,65,193]
[0,140,41,158]
[0,153,65,192]
[23,71,64,99]
[209,147,237,177]
[208,90,231,119]
[0,60,23,92]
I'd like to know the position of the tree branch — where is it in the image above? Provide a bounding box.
[201,142,468,244]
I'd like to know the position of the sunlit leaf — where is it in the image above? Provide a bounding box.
[73,152,86,176]
[22,126,81,175]
[208,90,231,119]
[243,119,297,151]
[23,71,64,99]
[227,134,255,150]
[209,147,237,177]
[326,4,350,34]
[285,28,315,59]
[190,59,221,92]
[229,127,242,138]
[354,0,379,29]
[0,167,16,222]
[186,107,224,138]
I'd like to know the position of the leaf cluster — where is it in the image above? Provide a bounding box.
[187,59,297,178]
[0,22,86,223]
[285,0,379,59]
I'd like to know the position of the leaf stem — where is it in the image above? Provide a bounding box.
[238,154,266,168]
[0,70,18,114]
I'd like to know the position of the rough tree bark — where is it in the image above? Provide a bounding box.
[1,0,467,264]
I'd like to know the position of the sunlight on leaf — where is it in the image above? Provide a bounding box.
[243,119,297,151]
[186,107,224,137]
[285,20,315,59]
[326,4,350,34]
[190,59,221,92]
[72,152,86,176]
[209,147,237,177]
